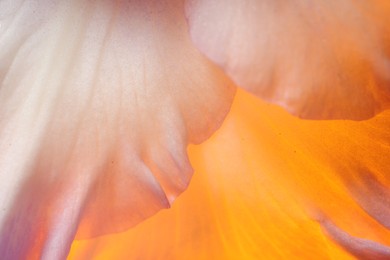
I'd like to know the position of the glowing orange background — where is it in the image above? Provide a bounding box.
[69,89,390,259]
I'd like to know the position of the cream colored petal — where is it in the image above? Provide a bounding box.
[186,0,390,119]
[0,1,235,259]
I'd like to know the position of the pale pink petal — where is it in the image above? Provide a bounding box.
[0,0,235,259]
[186,0,390,119]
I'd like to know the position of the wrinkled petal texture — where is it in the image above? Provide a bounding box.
[70,89,390,259]
[0,0,235,259]
[186,0,390,119]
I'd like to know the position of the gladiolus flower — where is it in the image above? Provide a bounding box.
[1,0,390,259]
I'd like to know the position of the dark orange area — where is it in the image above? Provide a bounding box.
[69,89,390,259]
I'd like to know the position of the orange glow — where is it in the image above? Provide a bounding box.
[68,89,390,259]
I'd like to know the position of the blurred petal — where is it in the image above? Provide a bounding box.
[0,0,235,258]
[319,215,390,259]
[70,89,390,259]
[186,0,390,119]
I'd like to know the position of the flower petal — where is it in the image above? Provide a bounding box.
[185,0,390,119]
[0,0,235,258]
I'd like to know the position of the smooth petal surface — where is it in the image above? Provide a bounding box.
[70,89,390,259]
[0,0,235,259]
[186,0,390,119]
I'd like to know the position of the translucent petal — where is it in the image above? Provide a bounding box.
[70,89,390,259]
[186,0,390,119]
[0,0,235,259]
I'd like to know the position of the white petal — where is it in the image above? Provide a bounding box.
[0,0,235,259]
